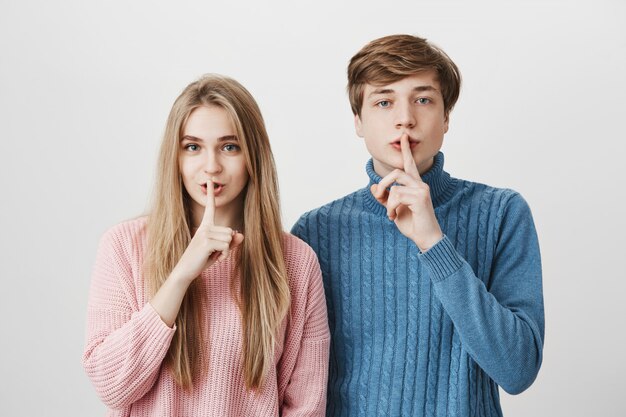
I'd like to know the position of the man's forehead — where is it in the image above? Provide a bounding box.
[364,77,442,97]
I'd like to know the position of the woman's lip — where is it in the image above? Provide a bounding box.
[201,183,225,196]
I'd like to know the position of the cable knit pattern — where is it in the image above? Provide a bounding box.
[291,152,544,417]
[83,217,330,417]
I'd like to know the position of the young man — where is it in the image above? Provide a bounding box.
[291,35,544,417]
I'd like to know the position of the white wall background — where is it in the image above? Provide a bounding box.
[1,0,624,415]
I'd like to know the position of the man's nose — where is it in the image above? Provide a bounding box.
[394,101,416,129]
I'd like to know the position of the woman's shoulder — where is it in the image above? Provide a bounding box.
[281,231,318,266]
[98,216,149,253]
[281,231,322,292]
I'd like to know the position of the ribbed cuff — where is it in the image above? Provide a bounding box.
[142,302,178,334]
[419,235,464,282]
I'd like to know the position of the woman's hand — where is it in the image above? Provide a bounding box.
[172,182,245,284]
[150,182,244,326]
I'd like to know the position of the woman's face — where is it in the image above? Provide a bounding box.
[179,105,249,226]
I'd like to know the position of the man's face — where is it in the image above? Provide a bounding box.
[355,71,449,177]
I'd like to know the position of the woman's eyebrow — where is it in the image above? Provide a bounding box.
[180,135,238,142]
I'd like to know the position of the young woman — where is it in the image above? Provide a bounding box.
[82,75,330,416]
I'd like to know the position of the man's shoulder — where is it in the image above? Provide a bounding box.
[294,187,365,224]
[453,177,526,208]
[290,187,367,243]
[449,177,535,231]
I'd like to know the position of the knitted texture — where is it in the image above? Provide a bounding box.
[291,152,544,417]
[83,217,330,416]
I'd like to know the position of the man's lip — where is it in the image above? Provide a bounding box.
[391,140,419,150]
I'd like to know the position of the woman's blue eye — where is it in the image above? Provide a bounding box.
[417,98,431,104]
[222,144,240,152]
[185,144,199,151]
[377,100,390,108]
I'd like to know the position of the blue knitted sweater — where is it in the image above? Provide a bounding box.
[291,152,544,417]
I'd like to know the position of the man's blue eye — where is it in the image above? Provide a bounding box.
[417,98,431,104]
[378,100,390,108]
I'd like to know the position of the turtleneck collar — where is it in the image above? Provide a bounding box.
[362,151,457,216]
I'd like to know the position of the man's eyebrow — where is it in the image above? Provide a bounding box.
[412,85,439,93]
[368,88,394,98]
[180,135,238,142]
[367,85,439,98]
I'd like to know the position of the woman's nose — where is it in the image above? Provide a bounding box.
[203,152,222,175]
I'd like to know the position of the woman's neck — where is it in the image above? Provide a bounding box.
[191,200,245,232]
[213,209,244,231]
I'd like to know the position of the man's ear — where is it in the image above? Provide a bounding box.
[444,113,450,134]
[354,114,364,138]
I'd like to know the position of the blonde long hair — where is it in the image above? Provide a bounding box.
[145,74,290,390]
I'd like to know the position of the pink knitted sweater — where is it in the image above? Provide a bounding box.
[83,217,330,416]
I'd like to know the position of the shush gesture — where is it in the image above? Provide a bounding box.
[370,133,443,252]
[172,181,245,283]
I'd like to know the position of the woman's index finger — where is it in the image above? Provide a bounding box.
[202,181,216,226]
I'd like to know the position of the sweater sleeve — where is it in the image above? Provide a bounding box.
[82,226,176,409]
[420,193,544,395]
[280,247,330,417]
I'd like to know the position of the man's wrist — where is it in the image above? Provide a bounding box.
[414,231,444,253]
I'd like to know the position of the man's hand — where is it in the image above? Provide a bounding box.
[370,133,443,251]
